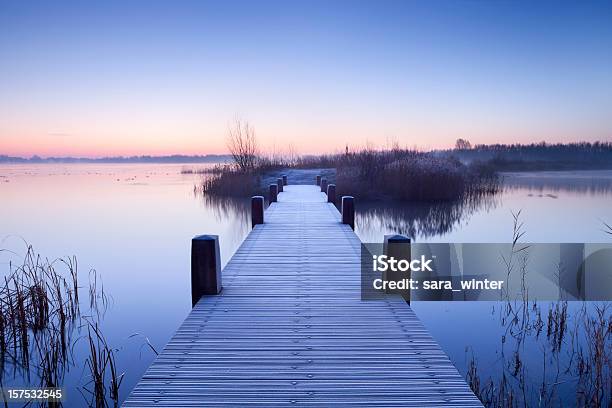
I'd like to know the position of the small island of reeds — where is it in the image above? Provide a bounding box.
[192,120,500,203]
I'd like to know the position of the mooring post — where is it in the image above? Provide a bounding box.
[269,184,278,203]
[383,234,411,303]
[316,175,321,186]
[251,196,264,227]
[341,196,355,230]
[320,178,328,193]
[327,184,336,203]
[282,174,287,185]
[276,177,283,193]
[191,235,222,307]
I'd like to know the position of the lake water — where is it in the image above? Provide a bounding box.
[1,164,611,406]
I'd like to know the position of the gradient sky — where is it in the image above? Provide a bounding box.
[1,0,611,157]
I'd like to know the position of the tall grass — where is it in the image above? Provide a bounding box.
[464,213,612,407]
[0,245,123,407]
[334,149,499,201]
[468,302,611,407]
[199,147,500,201]
[81,322,123,408]
[199,164,262,197]
[0,248,80,375]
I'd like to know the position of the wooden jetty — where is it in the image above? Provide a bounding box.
[123,181,482,407]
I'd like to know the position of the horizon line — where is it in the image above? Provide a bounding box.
[2,140,612,162]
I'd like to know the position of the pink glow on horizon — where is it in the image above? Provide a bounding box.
[2,119,609,158]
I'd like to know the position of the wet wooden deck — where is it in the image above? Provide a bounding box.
[123,185,482,407]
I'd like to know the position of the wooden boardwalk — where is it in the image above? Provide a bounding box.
[123,185,482,407]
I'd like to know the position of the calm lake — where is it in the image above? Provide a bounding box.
[1,164,611,406]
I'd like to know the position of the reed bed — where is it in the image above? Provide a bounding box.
[464,214,612,407]
[80,322,123,408]
[0,245,123,407]
[199,164,262,197]
[181,165,225,175]
[334,149,499,201]
[199,147,500,201]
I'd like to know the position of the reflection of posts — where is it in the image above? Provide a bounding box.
[559,243,584,300]
[583,247,612,300]
[191,235,222,306]
[341,196,355,230]
[269,184,278,203]
[432,244,454,300]
[251,196,264,227]
[411,243,452,301]
[384,235,411,303]
[327,184,336,204]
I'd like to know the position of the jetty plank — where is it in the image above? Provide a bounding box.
[123,185,482,407]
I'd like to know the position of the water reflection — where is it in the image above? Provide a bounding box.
[503,170,612,195]
[0,244,117,407]
[196,192,251,246]
[357,193,500,240]
[0,163,254,404]
[3,164,611,407]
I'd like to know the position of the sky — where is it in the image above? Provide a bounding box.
[1,0,611,157]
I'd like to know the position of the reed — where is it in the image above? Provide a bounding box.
[333,148,499,201]
[201,165,262,197]
[198,146,500,201]
[181,164,228,175]
[81,322,124,408]
[464,213,612,407]
[0,244,125,407]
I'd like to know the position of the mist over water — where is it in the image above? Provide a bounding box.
[0,163,250,404]
[1,164,611,405]
[357,170,612,243]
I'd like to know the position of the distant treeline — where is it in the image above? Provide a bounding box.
[0,154,232,164]
[444,141,612,170]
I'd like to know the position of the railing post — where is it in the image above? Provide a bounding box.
[251,196,264,227]
[282,174,287,185]
[327,184,336,203]
[316,175,321,186]
[341,196,354,230]
[277,177,284,193]
[191,235,221,307]
[269,184,278,203]
[320,178,328,193]
[383,234,411,303]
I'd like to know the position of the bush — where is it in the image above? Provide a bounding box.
[199,148,500,202]
[201,166,261,197]
[335,149,498,202]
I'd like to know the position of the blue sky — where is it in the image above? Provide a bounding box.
[1,0,611,156]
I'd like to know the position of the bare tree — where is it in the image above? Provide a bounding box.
[227,118,258,171]
[455,138,472,150]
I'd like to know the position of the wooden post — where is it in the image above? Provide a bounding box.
[327,184,336,203]
[341,196,354,230]
[251,196,264,227]
[282,175,287,185]
[316,175,321,186]
[384,234,411,303]
[276,178,283,193]
[320,178,328,193]
[269,184,278,203]
[191,235,221,307]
